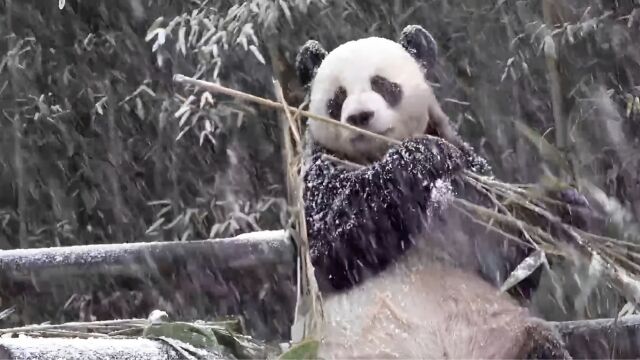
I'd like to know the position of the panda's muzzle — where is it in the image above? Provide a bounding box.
[346,111,374,127]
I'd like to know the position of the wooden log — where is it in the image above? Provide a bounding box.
[0,337,186,360]
[0,230,297,342]
[553,315,640,359]
[0,230,293,282]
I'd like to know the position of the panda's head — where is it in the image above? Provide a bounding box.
[296,25,439,162]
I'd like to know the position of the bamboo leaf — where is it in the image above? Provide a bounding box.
[278,339,319,360]
[500,250,547,292]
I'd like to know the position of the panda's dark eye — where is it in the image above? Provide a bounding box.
[327,86,347,120]
[371,75,403,107]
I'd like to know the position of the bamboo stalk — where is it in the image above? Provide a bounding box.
[273,79,324,345]
[173,74,400,146]
[542,0,567,152]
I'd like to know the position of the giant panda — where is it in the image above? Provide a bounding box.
[295,25,573,359]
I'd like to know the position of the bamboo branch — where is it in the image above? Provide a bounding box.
[274,78,324,345]
[542,0,567,153]
[173,74,399,146]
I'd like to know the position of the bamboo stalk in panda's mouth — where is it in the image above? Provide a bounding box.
[174,74,473,174]
[173,74,401,146]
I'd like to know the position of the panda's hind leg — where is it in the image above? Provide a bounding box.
[517,319,572,359]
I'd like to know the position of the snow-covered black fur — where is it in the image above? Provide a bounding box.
[297,25,572,359]
[304,134,469,292]
[303,130,542,301]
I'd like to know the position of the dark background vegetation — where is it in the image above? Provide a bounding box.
[1,0,640,342]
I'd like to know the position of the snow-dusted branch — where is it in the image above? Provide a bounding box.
[0,337,184,360]
[0,230,293,283]
[554,315,640,359]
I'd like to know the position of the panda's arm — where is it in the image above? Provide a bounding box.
[303,136,465,291]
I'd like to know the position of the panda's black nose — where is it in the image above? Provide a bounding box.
[346,111,374,127]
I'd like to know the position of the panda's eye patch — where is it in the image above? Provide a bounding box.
[371,75,403,107]
[327,86,347,120]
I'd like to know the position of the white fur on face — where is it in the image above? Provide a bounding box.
[308,37,434,161]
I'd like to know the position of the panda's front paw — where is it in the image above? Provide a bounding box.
[457,142,491,175]
[403,136,491,176]
[398,136,466,176]
[553,187,589,208]
[544,185,596,232]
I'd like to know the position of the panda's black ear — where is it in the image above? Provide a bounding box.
[295,40,327,88]
[399,25,438,73]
